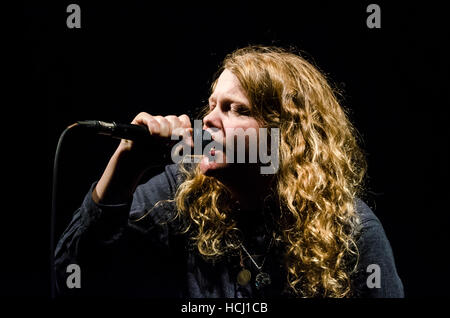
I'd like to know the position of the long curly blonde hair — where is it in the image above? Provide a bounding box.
[174,46,367,297]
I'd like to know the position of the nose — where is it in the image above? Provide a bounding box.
[202,106,222,131]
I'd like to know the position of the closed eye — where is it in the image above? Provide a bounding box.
[231,104,251,116]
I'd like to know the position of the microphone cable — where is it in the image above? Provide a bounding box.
[50,123,79,298]
[50,121,212,298]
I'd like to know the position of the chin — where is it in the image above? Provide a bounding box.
[199,155,228,176]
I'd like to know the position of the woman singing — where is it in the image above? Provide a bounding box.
[55,46,404,298]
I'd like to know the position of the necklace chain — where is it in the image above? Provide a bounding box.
[240,237,274,271]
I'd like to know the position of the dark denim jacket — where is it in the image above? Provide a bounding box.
[55,164,404,298]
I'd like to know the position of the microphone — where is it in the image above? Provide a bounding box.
[76,120,212,149]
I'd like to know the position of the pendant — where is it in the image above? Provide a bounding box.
[255,272,271,290]
[237,269,251,286]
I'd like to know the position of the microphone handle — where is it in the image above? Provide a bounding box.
[76,120,148,140]
[76,120,212,148]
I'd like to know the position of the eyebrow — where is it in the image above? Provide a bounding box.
[208,93,249,106]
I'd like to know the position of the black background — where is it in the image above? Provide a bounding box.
[18,0,449,299]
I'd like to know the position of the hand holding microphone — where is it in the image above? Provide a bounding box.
[115,113,194,159]
[89,112,208,204]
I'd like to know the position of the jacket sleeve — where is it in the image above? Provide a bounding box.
[353,199,405,298]
[53,164,182,296]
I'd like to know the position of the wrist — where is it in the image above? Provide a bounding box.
[93,147,144,205]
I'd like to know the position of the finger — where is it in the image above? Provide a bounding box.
[177,115,193,146]
[165,115,182,137]
[178,114,192,129]
[185,127,194,148]
[154,116,170,137]
[132,112,160,135]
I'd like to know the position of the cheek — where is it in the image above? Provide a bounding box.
[223,120,262,151]
[223,117,260,132]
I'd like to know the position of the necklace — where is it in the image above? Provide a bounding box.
[237,237,274,290]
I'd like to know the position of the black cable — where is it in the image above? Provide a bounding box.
[50,120,209,298]
[50,123,79,299]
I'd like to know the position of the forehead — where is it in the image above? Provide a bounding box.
[209,69,249,104]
